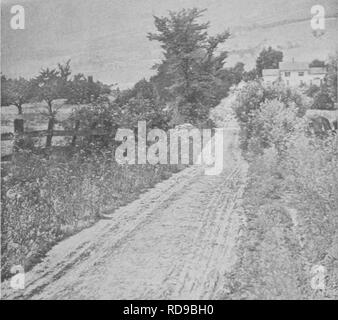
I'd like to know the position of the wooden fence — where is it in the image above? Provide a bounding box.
[1,119,111,160]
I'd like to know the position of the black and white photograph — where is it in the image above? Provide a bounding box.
[0,0,337,303]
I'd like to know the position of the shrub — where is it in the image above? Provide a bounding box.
[247,99,306,157]
[232,80,311,152]
[311,85,335,110]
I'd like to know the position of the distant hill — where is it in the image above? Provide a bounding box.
[2,0,336,88]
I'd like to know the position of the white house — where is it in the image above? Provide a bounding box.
[262,61,326,87]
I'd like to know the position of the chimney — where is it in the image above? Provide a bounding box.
[88,75,93,83]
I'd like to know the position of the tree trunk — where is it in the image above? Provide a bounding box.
[45,117,54,148]
[17,104,23,115]
[45,100,54,148]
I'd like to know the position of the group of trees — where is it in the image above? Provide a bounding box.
[121,8,255,127]
[1,61,111,146]
[2,7,248,144]
[1,60,111,116]
[64,7,249,143]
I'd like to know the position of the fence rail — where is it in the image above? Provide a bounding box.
[1,129,111,141]
[1,118,112,160]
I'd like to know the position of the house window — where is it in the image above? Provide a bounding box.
[285,72,291,77]
[298,72,304,76]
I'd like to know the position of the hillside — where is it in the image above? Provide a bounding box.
[2,0,336,88]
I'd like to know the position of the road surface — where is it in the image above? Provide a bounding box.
[1,122,247,300]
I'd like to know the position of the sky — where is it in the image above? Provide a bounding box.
[1,0,337,88]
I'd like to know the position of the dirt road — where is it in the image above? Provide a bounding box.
[1,123,247,300]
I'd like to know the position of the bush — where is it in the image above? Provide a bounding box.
[232,80,311,152]
[63,95,170,150]
[311,85,335,110]
[247,99,306,157]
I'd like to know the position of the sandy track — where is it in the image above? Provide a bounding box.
[1,125,247,300]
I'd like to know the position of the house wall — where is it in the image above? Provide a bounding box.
[309,74,326,86]
[280,70,310,86]
[262,75,278,84]
[263,70,326,87]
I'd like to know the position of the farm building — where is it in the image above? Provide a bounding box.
[262,61,327,87]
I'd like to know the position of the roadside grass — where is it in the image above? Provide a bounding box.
[225,134,338,300]
[1,148,184,281]
[1,100,207,282]
[222,81,338,299]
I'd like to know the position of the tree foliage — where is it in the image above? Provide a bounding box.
[31,61,71,108]
[307,54,337,110]
[147,8,230,125]
[256,46,283,77]
[1,76,34,114]
[66,74,111,105]
[311,85,335,110]
[232,81,310,151]
[65,78,169,149]
[326,52,337,104]
[309,59,326,68]
[31,60,72,146]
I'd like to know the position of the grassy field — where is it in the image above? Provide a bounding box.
[1,101,79,132]
[1,101,82,156]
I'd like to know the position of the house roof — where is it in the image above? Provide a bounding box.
[309,67,327,74]
[279,61,309,71]
[262,69,279,76]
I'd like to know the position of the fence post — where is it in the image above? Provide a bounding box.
[13,117,24,152]
[14,118,24,133]
[71,120,80,147]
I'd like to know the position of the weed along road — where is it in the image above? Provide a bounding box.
[2,121,248,300]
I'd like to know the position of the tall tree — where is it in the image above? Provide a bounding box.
[1,76,33,115]
[148,8,230,125]
[256,47,283,77]
[31,60,71,147]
